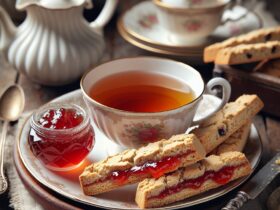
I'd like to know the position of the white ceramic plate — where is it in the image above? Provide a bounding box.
[118,1,262,49]
[18,90,262,210]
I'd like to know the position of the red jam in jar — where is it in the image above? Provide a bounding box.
[28,104,94,171]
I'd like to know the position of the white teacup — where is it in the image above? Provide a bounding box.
[81,57,231,148]
[161,0,222,8]
[153,0,247,45]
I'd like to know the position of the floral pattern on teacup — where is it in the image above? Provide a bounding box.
[138,14,158,29]
[123,122,165,144]
[183,19,202,32]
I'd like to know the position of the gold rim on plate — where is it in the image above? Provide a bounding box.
[118,12,207,52]
[117,21,204,57]
[17,90,263,210]
[117,1,263,57]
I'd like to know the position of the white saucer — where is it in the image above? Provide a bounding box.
[17,90,262,210]
[118,1,262,50]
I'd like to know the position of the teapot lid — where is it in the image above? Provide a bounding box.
[16,0,93,10]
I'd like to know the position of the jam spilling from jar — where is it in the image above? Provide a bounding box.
[150,164,243,200]
[84,151,194,186]
[29,107,94,170]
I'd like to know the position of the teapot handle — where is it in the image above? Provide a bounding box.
[90,0,118,35]
[0,6,16,51]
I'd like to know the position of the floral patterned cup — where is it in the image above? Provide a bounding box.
[153,0,248,45]
[81,57,231,148]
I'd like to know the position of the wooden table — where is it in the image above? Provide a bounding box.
[0,1,280,209]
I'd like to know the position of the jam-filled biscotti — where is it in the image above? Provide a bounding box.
[192,95,263,154]
[135,151,252,208]
[79,134,206,195]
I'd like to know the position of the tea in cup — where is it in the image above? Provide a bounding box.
[81,57,231,148]
[153,0,247,45]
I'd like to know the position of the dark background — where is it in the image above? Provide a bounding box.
[0,0,279,209]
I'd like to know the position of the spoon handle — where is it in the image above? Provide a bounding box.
[0,121,8,194]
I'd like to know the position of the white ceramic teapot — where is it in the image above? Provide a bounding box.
[0,0,117,85]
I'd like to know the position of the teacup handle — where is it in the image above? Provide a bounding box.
[221,0,257,24]
[192,78,231,125]
[90,0,118,35]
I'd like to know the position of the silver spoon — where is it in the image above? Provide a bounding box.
[0,85,25,194]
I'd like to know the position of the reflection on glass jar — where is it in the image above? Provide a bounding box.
[28,103,94,171]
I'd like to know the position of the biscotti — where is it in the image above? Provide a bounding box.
[214,41,280,65]
[204,27,280,62]
[192,95,263,153]
[210,122,251,155]
[79,134,206,195]
[136,151,252,208]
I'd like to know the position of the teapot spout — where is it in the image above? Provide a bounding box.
[0,6,16,52]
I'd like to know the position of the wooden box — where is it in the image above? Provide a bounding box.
[214,64,280,117]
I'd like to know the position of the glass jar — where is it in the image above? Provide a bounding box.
[28,103,94,171]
